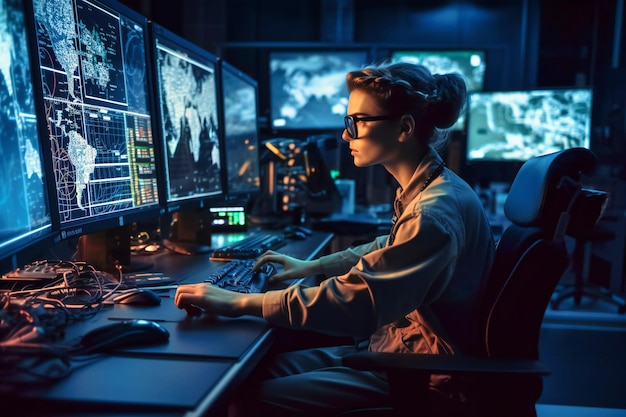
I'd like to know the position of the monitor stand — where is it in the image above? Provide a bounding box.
[76,225,153,274]
[162,209,212,255]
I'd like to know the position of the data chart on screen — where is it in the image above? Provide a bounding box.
[31,0,159,227]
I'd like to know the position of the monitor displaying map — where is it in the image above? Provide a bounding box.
[466,88,593,162]
[391,49,487,131]
[150,23,222,210]
[0,0,52,260]
[269,50,369,130]
[29,0,160,234]
[391,49,486,92]
[218,59,260,198]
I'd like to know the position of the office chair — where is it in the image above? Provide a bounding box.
[340,148,609,417]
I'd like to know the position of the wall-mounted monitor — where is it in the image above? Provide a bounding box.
[391,49,486,92]
[29,0,161,271]
[391,49,486,131]
[466,87,593,162]
[0,0,52,263]
[269,50,369,130]
[218,58,261,199]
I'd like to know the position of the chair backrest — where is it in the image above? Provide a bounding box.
[478,148,608,360]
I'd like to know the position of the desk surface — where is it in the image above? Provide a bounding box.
[1,230,334,417]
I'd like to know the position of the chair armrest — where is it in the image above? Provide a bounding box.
[342,351,551,377]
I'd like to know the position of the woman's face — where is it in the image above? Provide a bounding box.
[342,89,400,167]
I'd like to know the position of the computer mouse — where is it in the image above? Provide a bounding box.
[284,225,312,236]
[80,319,169,353]
[113,289,162,306]
[286,230,308,240]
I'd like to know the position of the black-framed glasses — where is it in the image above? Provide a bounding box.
[344,114,402,139]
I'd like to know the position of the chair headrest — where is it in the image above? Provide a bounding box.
[504,148,605,236]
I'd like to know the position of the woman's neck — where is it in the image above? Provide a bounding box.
[384,146,428,190]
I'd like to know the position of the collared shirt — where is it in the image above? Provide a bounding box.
[262,147,495,355]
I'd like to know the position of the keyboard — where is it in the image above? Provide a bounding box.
[205,259,276,293]
[210,232,286,261]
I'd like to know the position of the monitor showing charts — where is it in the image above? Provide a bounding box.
[29,0,160,235]
[218,58,261,198]
[269,50,369,130]
[466,88,593,162]
[151,22,222,211]
[0,0,52,259]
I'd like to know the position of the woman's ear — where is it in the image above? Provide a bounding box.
[398,114,415,142]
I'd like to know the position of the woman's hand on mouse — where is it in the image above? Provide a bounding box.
[252,251,321,283]
[175,284,263,318]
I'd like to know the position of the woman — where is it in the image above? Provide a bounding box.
[174,61,495,416]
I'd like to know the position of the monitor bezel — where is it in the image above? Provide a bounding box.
[217,58,262,201]
[148,21,225,215]
[26,0,164,244]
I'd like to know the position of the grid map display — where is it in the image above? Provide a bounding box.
[31,0,159,226]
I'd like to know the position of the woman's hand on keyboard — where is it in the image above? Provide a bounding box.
[174,283,263,318]
[252,251,321,283]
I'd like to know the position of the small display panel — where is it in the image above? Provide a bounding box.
[210,206,247,232]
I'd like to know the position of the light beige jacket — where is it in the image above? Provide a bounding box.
[262,147,495,355]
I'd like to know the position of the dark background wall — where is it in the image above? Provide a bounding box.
[121,0,626,197]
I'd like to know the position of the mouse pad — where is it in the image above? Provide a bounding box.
[63,306,270,360]
[104,298,188,322]
[22,356,231,409]
[121,316,271,359]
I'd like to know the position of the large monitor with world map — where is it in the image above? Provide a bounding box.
[0,0,52,264]
[28,0,161,270]
[149,23,223,254]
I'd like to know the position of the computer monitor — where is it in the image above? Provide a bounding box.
[466,87,593,163]
[269,50,369,130]
[218,58,261,200]
[391,49,487,131]
[150,23,222,254]
[391,49,486,92]
[28,0,161,271]
[0,0,52,266]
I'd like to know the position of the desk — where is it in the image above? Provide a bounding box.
[0,230,334,416]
